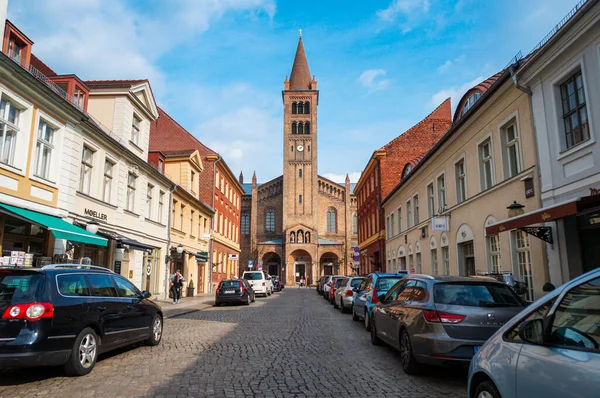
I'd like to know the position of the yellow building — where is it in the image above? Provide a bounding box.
[382,69,549,300]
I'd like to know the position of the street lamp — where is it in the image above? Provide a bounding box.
[507,201,525,218]
[176,244,184,255]
[86,220,99,234]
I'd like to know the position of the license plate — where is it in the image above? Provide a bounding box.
[474,346,480,353]
[224,290,235,294]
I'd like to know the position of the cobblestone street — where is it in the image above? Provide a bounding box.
[0,289,467,397]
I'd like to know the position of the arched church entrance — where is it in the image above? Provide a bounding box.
[262,252,282,278]
[320,252,340,276]
[288,249,312,286]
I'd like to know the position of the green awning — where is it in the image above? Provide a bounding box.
[0,204,108,247]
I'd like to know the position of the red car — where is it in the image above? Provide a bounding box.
[329,277,348,304]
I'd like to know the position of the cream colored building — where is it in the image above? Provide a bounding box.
[382,70,549,301]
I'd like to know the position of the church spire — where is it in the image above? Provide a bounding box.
[252,171,257,188]
[239,171,244,184]
[288,31,312,90]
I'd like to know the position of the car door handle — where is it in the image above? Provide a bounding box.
[97,306,106,312]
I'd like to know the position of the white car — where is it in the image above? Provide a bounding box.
[242,271,272,297]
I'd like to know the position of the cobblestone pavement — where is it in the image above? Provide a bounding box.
[0,289,467,397]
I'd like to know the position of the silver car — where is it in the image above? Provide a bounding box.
[468,268,600,398]
[322,275,342,300]
[370,275,526,374]
[334,276,364,313]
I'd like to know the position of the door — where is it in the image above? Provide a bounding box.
[295,263,305,283]
[198,264,205,294]
[515,275,600,397]
[355,276,372,317]
[377,280,410,344]
[86,273,128,347]
[113,275,153,340]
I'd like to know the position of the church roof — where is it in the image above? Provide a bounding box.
[289,38,312,90]
[257,238,283,245]
[242,180,355,195]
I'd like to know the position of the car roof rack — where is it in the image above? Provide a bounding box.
[41,264,115,273]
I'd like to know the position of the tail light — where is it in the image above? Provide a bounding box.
[239,281,245,293]
[3,302,54,321]
[346,290,354,296]
[371,287,379,304]
[423,310,465,324]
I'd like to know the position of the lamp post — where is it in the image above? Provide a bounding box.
[86,220,99,234]
[507,201,525,218]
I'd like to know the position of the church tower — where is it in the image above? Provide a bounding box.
[282,32,319,231]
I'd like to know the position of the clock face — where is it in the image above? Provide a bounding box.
[297,145,304,152]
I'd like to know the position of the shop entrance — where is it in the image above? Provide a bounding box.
[458,241,475,276]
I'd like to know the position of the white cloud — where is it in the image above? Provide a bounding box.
[436,54,466,74]
[322,172,362,184]
[429,76,483,113]
[377,0,430,22]
[357,69,390,93]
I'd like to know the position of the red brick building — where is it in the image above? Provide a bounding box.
[355,99,452,273]
[149,108,243,290]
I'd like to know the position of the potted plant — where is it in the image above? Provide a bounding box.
[187,278,195,297]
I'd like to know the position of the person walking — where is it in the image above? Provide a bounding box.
[170,269,184,304]
[306,276,311,289]
[299,275,305,288]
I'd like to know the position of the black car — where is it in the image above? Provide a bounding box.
[215,279,255,306]
[0,264,163,376]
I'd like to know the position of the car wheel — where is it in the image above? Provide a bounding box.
[399,329,421,375]
[352,305,359,321]
[144,314,163,346]
[244,295,250,305]
[214,301,220,306]
[364,311,372,332]
[473,380,501,398]
[371,320,382,346]
[64,327,98,376]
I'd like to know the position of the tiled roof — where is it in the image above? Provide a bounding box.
[30,54,57,77]
[318,238,343,245]
[83,79,148,87]
[453,72,503,121]
[289,38,312,90]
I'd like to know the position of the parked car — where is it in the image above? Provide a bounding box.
[334,276,364,313]
[370,274,526,375]
[0,264,163,376]
[215,279,255,306]
[353,273,405,331]
[468,268,600,398]
[242,271,271,297]
[316,276,327,294]
[270,275,282,292]
[322,275,343,299]
[329,277,347,304]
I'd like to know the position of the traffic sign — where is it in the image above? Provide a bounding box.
[248,260,254,268]
[410,268,415,274]
[352,255,359,261]
[353,247,359,252]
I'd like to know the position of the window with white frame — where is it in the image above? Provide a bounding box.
[34,120,54,180]
[514,230,534,301]
[399,256,406,271]
[80,146,94,194]
[0,98,20,167]
[146,184,153,220]
[131,115,141,146]
[397,207,402,234]
[126,172,136,212]
[103,159,114,202]
[180,205,185,231]
[501,121,521,178]
[406,200,412,228]
[408,254,413,271]
[413,194,419,225]
[487,234,501,273]
[390,213,395,237]
[442,246,450,275]
[431,249,438,275]
[416,252,422,274]
[427,183,435,218]
[437,174,446,213]
[158,191,164,223]
[455,159,466,203]
[479,139,493,190]
[560,70,589,149]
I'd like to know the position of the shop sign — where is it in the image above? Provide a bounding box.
[146,261,152,276]
[84,208,108,221]
[114,260,122,274]
[229,254,239,261]
[590,187,600,196]
[524,178,535,198]
[432,217,449,231]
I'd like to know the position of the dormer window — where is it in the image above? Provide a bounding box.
[7,38,22,63]
[460,92,481,117]
[74,88,85,109]
[403,164,413,178]
[3,22,33,69]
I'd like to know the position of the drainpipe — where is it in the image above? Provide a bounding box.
[209,155,223,294]
[376,160,383,273]
[509,63,532,96]
[164,184,176,300]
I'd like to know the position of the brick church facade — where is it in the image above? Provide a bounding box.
[239,36,358,286]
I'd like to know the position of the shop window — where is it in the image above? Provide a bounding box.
[487,234,501,273]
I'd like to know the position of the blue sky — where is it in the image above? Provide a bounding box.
[10,0,581,183]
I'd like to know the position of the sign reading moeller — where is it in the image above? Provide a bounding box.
[84,208,108,221]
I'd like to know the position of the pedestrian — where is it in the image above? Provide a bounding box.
[306,276,311,289]
[170,269,184,304]
[299,275,305,288]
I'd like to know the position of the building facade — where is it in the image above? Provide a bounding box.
[355,99,452,274]
[239,36,358,286]
[382,71,549,300]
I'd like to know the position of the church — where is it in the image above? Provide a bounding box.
[239,34,358,286]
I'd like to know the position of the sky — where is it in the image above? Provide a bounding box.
[9,0,582,184]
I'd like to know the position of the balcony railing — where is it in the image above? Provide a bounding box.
[28,63,84,111]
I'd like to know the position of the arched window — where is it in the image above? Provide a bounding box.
[304,102,310,114]
[305,232,311,243]
[289,231,295,243]
[305,122,310,134]
[292,102,297,114]
[299,168,303,178]
[353,213,358,234]
[297,102,304,114]
[292,122,297,134]
[297,230,304,243]
[298,122,304,134]
[327,208,337,233]
[265,209,275,233]
[241,213,250,235]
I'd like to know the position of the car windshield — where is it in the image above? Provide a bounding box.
[0,272,44,304]
[243,272,263,280]
[434,283,525,307]
[220,281,241,289]
[376,277,402,291]
[350,279,364,288]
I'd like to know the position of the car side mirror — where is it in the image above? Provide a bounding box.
[518,319,545,345]
[378,294,386,303]
[141,291,152,299]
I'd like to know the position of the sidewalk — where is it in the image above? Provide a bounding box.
[156,293,214,319]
